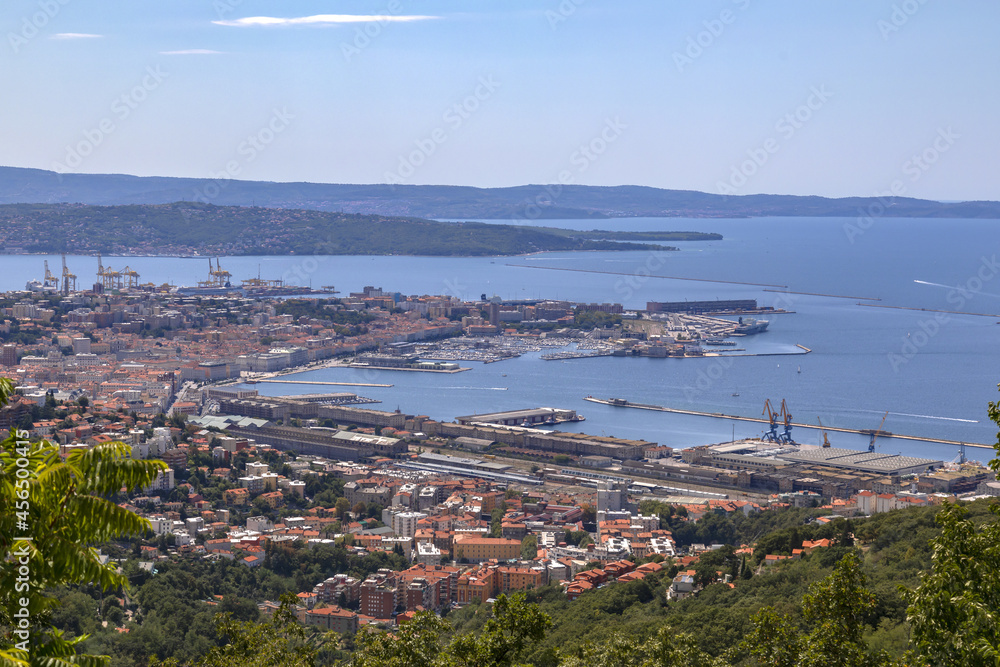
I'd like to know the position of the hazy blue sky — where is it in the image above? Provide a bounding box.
[2,1,997,200]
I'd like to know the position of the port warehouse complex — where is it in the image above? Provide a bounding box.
[206,393,984,500]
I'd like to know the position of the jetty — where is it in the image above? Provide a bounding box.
[256,379,393,388]
[583,397,991,449]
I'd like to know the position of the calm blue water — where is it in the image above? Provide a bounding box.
[8,216,999,462]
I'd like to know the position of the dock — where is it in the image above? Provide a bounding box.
[540,351,614,360]
[583,397,991,449]
[256,379,393,388]
[505,263,788,289]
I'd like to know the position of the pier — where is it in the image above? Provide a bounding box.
[505,264,788,289]
[583,397,992,449]
[764,288,881,301]
[256,379,393,388]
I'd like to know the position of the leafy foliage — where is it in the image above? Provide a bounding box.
[0,377,166,667]
[349,593,550,667]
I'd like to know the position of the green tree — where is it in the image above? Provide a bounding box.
[0,376,167,667]
[520,535,537,561]
[735,551,891,667]
[904,501,1000,666]
[334,498,351,521]
[444,593,552,667]
[350,610,448,667]
[734,607,802,667]
[191,594,317,667]
[561,628,722,667]
[901,386,1000,666]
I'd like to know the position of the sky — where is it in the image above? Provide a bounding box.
[1,1,998,200]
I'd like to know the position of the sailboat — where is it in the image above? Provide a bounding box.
[797,365,801,374]
[732,387,739,397]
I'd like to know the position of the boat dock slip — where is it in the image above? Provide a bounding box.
[505,264,788,289]
[257,379,393,388]
[583,397,992,449]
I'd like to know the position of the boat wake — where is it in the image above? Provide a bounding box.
[914,279,1000,299]
[857,408,977,423]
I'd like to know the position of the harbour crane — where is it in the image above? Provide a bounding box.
[779,399,794,443]
[42,260,59,291]
[120,265,140,289]
[60,253,76,295]
[97,253,120,290]
[210,258,231,287]
[868,410,889,452]
[817,416,831,448]
[762,399,781,442]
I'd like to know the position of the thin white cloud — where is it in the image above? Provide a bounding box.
[160,49,226,55]
[213,14,436,27]
[50,33,103,40]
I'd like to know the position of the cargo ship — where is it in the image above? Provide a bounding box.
[174,258,323,298]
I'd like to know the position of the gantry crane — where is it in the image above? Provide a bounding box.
[61,253,77,295]
[97,253,120,290]
[198,258,232,288]
[120,265,140,289]
[868,410,889,452]
[42,260,59,291]
[817,416,831,448]
[210,258,231,287]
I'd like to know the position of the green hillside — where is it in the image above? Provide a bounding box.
[0,202,701,256]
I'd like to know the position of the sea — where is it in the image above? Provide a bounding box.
[7,216,1000,464]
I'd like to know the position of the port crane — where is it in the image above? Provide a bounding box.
[60,254,77,295]
[817,416,831,448]
[779,399,794,443]
[762,399,795,443]
[762,399,780,442]
[868,410,889,452]
[42,260,60,291]
[120,265,140,289]
[97,253,122,290]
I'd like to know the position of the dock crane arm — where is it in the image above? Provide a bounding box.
[869,410,889,452]
[817,416,830,447]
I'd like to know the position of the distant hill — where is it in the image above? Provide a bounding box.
[2,166,999,219]
[0,202,686,256]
